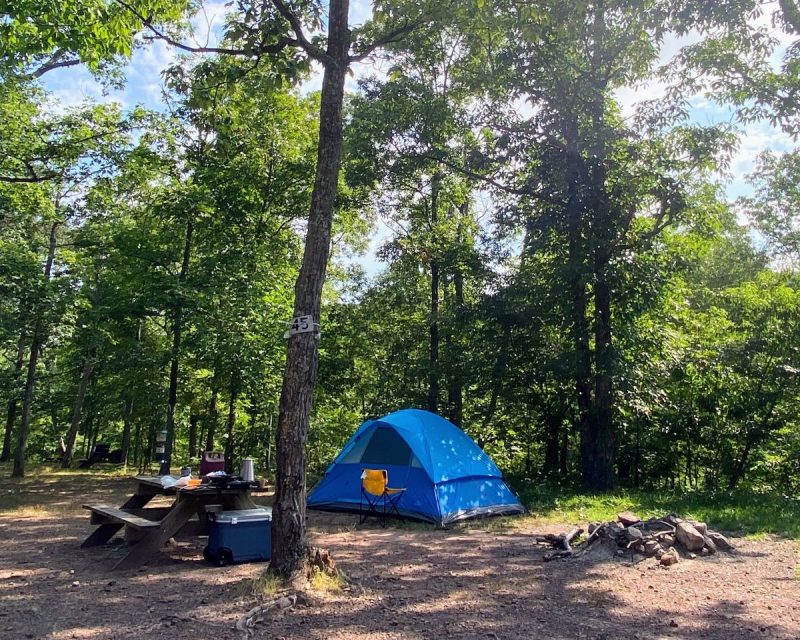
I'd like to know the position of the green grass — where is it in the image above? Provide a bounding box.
[512,480,800,539]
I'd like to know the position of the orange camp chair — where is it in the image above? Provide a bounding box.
[359,469,406,526]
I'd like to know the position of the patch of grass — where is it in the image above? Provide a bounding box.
[511,480,800,539]
[308,568,346,593]
[249,571,286,598]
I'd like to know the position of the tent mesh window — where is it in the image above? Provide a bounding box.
[359,427,412,466]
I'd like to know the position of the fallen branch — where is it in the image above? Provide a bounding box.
[235,594,296,639]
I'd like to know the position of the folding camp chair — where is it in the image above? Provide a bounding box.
[359,469,406,526]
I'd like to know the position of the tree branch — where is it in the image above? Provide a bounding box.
[269,0,332,64]
[0,173,59,184]
[29,51,81,78]
[349,21,423,63]
[421,151,566,206]
[115,0,297,57]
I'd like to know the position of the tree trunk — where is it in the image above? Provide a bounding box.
[205,367,220,452]
[583,11,616,491]
[121,318,143,466]
[159,213,193,475]
[224,383,238,474]
[563,119,595,490]
[588,249,615,490]
[61,347,95,468]
[188,413,198,460]
[1,333,26,462]
[446,264,464,427]
[265,408,274,479]
[12,221,58,478]
[271,0,350,577]
[427,172,441,414]
[543,411,561,474]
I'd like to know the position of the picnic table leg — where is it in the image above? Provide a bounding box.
[112,496,197,571]
[81,523,124,548]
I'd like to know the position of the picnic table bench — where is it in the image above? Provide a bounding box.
[81,475,259,570]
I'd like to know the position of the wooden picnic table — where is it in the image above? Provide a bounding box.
[81,475,259,570]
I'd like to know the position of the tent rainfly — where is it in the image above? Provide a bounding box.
[307,409,524,525]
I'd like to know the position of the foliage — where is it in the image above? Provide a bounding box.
[0,0,798,508]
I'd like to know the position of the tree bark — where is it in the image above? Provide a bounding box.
[1,333,26,462]
[271,0,350,578]
[427,172,441,414]
[159,213,194,475]
[12,221,58,478]
[61,347,95,468]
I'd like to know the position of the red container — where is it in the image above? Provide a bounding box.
[199,451,225,476]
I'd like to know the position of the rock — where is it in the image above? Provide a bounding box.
[664,513,683,526]
[690,521,708,536]
[71,581,80,588]
[703,535,718,554]
[660,534,675,547]
[675,522,705,552]
[687,552,696,560]
[706,531,733,551]
[643,540,662,556]
[625,526,644,542]
[660,548,679,566]
[618,511,641,527]
[588,522,601,535]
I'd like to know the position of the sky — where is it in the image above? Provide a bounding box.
[39,1,797,276]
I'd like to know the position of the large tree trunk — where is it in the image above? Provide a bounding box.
[159,213,194,475]
[13,221,58,477]
[563,120,595,490]
[427,172,441,414]
[271,0,350,578]
[582,10,616,491]
[61,347,95,468]
[1,333,26,462]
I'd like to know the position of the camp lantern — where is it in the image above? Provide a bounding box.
[154,429,167,462]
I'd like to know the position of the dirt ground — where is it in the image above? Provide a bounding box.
[0,474,798,640]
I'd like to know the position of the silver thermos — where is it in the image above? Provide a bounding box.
[240,457,255,482]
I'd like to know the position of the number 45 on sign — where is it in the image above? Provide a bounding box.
[283,315,320,339]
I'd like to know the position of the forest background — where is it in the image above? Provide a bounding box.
[1,0,799,537]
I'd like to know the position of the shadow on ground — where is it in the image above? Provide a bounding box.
[0,472,797,640]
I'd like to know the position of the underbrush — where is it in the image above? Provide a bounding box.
[511,480,800,539]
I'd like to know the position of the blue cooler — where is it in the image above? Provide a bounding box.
[203,507,272,565]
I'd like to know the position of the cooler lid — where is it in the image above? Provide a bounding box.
[213,508,272,523]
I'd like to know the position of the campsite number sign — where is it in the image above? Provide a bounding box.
[283,315,319,339]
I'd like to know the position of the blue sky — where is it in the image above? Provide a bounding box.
[39,1,796,275]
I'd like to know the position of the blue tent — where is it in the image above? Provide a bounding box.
[307,409,524,525]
